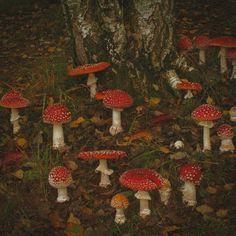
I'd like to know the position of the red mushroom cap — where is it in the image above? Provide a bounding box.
[119,168,165,191]
[191,104,222,121]
[68,62,111,76]
[103,89,133,109]
[0,90,29,108]
[43,103,71,124]
[226,48,236,59]
[179,164,202,184]
[208,36,236,48]
[217,124,234,138]
[48,166,72,188]
[95,89,113,100]
[78,150,127,160]
[176,82,202,91]
[178,36,193,50]
[195,35,210,49]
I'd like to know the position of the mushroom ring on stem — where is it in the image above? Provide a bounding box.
[48,166,73,203]
[119,168,171,218]
[191,104,222,151]
[103,89,133,136]
[78,150,127,188]
[68,62,111,99]
[0,90,29,134]
[179,163,203,207]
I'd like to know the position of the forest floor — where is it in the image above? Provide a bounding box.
[0,0,236,236]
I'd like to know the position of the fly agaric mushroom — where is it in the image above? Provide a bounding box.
[176,81,202,99]
[178,36,193,52]
[111,193,129,224]
[68,62,111,99]
[217,124,235,153]
[103,89,133,136]
[208,36,236,73]
[119,168,171,218]
[179,163,203,206]
[78,150,127,188]
[43,103,71,150]
[0,90,29,134]
[229,106,236,122]
[191,104,222,151]
[226,48,236,79]
[48,166,73,203]
[195,35,209,64]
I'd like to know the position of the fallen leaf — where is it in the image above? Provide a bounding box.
[70,117,86,128]
[169,151,187,160]
[49,211,65,228]
[82,207,93,217]
[162,225,180,233]
[159,146,171,154]
[67,213,81,225]
[66,160,78,171]
[149,97,161,106]
[15,137,28,148]
[224,183,235,191]
[196,204,214,215]
[48,47,56,53]
[125,130,153,142]
[206,186,218,194]
[11,169,24,179]
[216,209,228,218]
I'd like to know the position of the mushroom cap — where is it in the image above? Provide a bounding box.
[43,103,71,124]
[208,36,236,48]
[217,124,234,138]
[103,89,133,109]
[178,36,192,50]
[111,193,129,209]
[0,90,29,108]
[68,62,111,76]
[78,150,127,160]
[179,164,202,184]
[195,35,210,49]
[191,104,222,121]
[226,48,236,59]
[95,89,113,100]
[48,166,73,189]
[119,168,165,191]
[176,82,202,91]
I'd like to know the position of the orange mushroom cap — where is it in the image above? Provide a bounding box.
[111,194,129,209]
[176,82,202,92]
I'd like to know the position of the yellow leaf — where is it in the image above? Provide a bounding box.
[126,130,153,142]
[15,137,28,148]
[11,169,24,179]
[149,97,161,106]
[223,110,229,115]
[67,213,81,224]
[159,146,171,154]
[196,204,214,215]
[216,209,228,218]
[70,117,86,128]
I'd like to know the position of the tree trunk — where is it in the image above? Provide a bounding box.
[64,0,174,93]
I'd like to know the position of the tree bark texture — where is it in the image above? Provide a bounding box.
[64,0,174,92]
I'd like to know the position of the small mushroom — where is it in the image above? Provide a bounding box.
[111,193,129,224]
[173,140,185,149]
[195,35,209,64]
[176,81,202,99]
[68,62,111,99]
[229,106,236,122]
[78,150,127,187]
[191,104,222,151]
[48,166,73,203]
[178,36,193,53]
[43,103,71,150]
[103,89,133,136]
[217,124,235,153]
[179,164,203,206]
[0,90,29,134]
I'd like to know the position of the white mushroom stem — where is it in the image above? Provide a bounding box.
[199,121,214,151]
[219,138,235,153]
[218,47,227,73]
[10,108,20,134]
[230,60,236,80]
[199,49,206,64]
[57,187,70,203]
[109,108,123,136]
[114,208,126,224]
[52,123,65,149]
[134,190,151,218]
[158,179,171,205]
[95,159,113,188]
[87,73,98,99]
[181,181,197,206]
[184,90,194,99]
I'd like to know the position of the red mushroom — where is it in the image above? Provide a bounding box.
[48,166,73,203]
[195,35,210,64]
[226,48,236,79]
[119,168,171,218]
[68,62,111,99]
[229,106,236,122]
[208,36,236,73]
[191,104,222,151]
[78,150,127,187]
[0,90,29,134]
[179,164,202,206]
[176,81,202,99]
[103,89,133,136]
[178,36,193,52]
[43,103,71,150]
[217,124,235,153]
